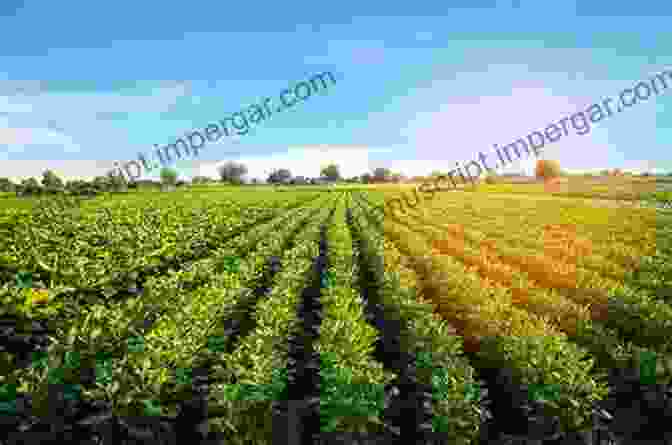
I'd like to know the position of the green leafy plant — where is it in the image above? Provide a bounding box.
[174,367,192,386]
[15,271,32,289]
[142,398,162,416]
[95,352,113,385]
[63,351,81,369]
[0,383,17,415]
[207,336,226,353]
[528,383,561,402]
[321,270,335,288]
[640,350,657,385]
[318,352,386,432]
[222,256,240,273]
[219,367,288,401]
[30,351,49,370]
[62,384,81,401]
[127,336,145,353]
[417,351,479,402]
[48,367,65,384]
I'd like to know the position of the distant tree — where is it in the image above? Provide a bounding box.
[599,169,610,176]
[535,160,562,180]
[134,179,161,189]
[0,178,14,192]
[92,176,112,192]
[65,179,81,193]
[18,178,42,196]
[217,161,248,184]
[268,168,292,184]
[583,172,594,178]
[320,163,341,181]
[372,168,391,183]
[107,171,128,192]
[192,176,213,185]
[160,167,178,185]
[360,173,372,184]
[67,179,98,197]
[82,181,99,197]
[41,170,64,194]
[292,176,308,185]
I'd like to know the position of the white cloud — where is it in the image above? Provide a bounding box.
[0,127,36,145]
[0,160,118,182]
[0,145,390,183]
[0,81,191,142]
[2,127,84,153]
[201,145,381,180]
[1,82,189,119]
[0,81,195,161]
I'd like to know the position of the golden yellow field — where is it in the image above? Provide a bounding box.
[353,177,672,433]
[379,178,669,335]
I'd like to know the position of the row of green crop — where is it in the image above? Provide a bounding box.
[629,213,672,299]
[141,193,332,304]
[314,193,397,433]
[177,192,480,440]
[0,191,320,290]
[0,194,320,323]
[2,195,335,420]
[349,196,483,443]
[205,197,336,444]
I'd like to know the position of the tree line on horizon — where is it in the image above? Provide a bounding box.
[0,161,407,196]
[0,160,669,197]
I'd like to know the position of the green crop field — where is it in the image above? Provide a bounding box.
[1,183,671,444]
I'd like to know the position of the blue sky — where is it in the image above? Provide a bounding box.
[0,0,670,181]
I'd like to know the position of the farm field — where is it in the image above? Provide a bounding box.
[462,175,672,200]
[1,185,672,444]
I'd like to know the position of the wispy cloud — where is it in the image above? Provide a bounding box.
[0,3,669,182]
[0,81,193,165]
[201,145,382,180]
